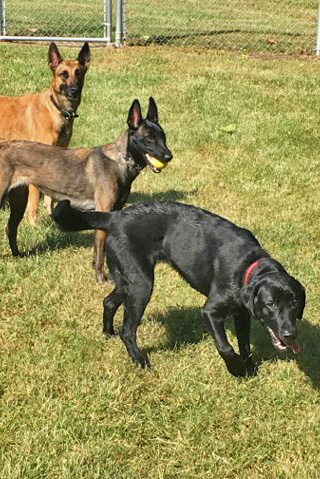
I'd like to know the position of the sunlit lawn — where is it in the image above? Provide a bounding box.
[0,43,320,478]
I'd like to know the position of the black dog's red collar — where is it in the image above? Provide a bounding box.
[244,259,262,285]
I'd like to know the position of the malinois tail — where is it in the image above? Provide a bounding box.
[51,200,111,232]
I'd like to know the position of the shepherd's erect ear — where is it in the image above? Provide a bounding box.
[48,42,62,72]
[127,99,142,130]
[147,97,158,123]
[78,42,90,70]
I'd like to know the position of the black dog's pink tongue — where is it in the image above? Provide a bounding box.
[291,340,300,354]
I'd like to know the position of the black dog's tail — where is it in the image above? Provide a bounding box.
[51,200,111,232]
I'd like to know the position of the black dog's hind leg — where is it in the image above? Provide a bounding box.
[119,267,154,368]
[103,287,124,336]
[201,299,254,377]
[120,294,151,368]
[234,313,255,375]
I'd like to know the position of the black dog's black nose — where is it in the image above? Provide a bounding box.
[164,152,173,162]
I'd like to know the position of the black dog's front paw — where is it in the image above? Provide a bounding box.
[243,355,257,376]
[132,352,151,369]
[225,353,256,377]
[103,328,116,338]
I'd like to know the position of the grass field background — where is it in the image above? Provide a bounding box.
[0,43,320,478]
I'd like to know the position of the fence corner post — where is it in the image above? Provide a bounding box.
[115,0,123,47]
[103,0,112,44]
[317,0,320,56]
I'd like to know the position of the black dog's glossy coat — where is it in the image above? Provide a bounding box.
[52,201,306,377]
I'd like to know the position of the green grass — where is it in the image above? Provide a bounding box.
[0,43,320,478]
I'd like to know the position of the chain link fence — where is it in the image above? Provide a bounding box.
[0,0,319,55]
[126,0,319,54]
[0,0,117,44]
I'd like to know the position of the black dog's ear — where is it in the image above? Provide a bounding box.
[293,278,306,319]
[127,99,142,130]
[240,283,258,319]
[48,42,62,72]
[147,97,158,123]
[298,286,306,319]
[78,42,90,70]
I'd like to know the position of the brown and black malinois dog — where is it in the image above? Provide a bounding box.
[0,41,90,225]
[0,97,173,283]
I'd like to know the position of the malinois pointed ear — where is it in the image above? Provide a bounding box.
[147,97,158,123]
[78,42,91,70]
[48,43,62,72]
[127,99,142,130]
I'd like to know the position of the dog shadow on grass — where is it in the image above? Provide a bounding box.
[147,306,320,388]
[148,307,207,351]
[133,29,241,46]
[13,188,189,256]
[20,225,94,257]
[129,188,189,204]
[249,318,320,389]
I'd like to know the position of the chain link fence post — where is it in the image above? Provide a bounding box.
[2,0,6,36]
[316,0,320,55]
[122,0,127,45]
[104,0,112,43]
[1,0,7,36]
[115,0,123,47]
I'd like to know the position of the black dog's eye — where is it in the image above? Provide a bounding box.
[60,70,69,80]
[266,303,277,310]
[292,299,298,308]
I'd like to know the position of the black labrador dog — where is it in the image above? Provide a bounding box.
[52,201,306,377]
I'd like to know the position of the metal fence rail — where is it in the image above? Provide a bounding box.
[0,0,319,55]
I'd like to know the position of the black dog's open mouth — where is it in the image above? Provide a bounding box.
[267,327,300,354]
[144,153,167,173]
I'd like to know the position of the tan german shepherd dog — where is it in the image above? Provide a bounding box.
[0,98,173,283]
[0,42,90,224]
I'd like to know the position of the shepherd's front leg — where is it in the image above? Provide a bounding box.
[26,184,40,226]
[7,186,29,257]
[93,190,116,284]
[201,299,254,377]
[93,229,107,284]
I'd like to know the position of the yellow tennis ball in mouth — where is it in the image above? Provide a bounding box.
[147,154,167,170]
[151,158,167,170]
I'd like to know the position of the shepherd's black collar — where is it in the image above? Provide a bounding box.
[50,94,79,121]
